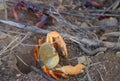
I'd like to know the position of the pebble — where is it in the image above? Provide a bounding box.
[80,22,89,28]
[77,56,90,65]
[96,51,105,56]
[116,52,120,57]
[0,59,2,65]
[0,32,7,39]
[16,74,21,77]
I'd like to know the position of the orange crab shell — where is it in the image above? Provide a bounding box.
[39,42,59,69]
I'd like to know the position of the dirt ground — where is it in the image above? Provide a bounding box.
[0,0,120,81]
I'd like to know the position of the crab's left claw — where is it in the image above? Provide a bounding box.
[55,64,85,75]
[46,31,68,58]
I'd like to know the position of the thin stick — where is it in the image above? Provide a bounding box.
[0,34,29,57]
[85,62,102,81]
[14,54,29,67]
[91,60,105,81]
[0,29,29,35]
[85,67,92,81]
[2,0,7,20]
[4,34,29,54]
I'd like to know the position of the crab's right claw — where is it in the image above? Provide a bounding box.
[55,32,68,58]
[46,31,68,58]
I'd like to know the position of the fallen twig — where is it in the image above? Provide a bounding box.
[69,38,107,56]
[0,29,28,35]
[80,38,120,50]
[0,19,49,34]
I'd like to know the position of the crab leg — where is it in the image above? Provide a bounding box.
[53,71,69,78]
[34,45,39,66]
[43,68,69,80]
[42,66,51,77]
[41,66,60,80]
[48,70,60,80]
[34,39,44,66]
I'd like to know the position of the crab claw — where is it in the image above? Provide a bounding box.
[55,64,85,75]
[46,31,68,58]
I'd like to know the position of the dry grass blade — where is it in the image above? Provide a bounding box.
[0,37,19,56]
[0,33,29,57]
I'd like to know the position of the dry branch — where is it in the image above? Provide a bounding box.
[80,38,120,50]
[70,38,107,56]
[0,20,49,34]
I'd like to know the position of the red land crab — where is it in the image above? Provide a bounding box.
[34,31,85,80]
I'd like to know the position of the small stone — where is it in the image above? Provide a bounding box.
[0,32,7,39]
[0,58,2,65]
[16,74,21,77]
[116,52,120,57]
[77,56,90,65]
[76,22,81,26]
[16,79,19,81]
[1,67,5,70]
[96,51,105,55]
[80,22,89,28]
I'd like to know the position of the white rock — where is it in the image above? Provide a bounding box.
[116,52,120,57]
[0,32,7,39]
